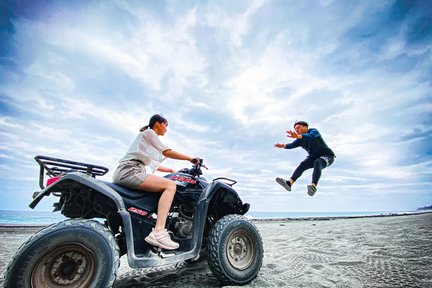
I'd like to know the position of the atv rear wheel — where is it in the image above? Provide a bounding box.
[207,214,263,285]
[4,219,119,288]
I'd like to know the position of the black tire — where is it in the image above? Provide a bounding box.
[207,214,263,285]
[4,219,120,288]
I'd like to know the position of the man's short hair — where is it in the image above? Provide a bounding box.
[294,120,309,128]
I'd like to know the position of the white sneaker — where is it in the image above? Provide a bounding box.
[145,229,179,250]
[276,177,291,192]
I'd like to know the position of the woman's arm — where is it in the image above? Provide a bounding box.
[162,149,195,162]
[157,165,176,173]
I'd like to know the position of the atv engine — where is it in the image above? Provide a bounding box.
[172,203,194,238]
[174,218,193,238]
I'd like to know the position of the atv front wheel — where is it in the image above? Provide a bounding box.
[4,219,119,288]
[207,214,263,285]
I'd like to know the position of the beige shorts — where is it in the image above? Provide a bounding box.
[112,160,151,189]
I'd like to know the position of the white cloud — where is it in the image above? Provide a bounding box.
[1,0,431,212]
[205,0,266,48]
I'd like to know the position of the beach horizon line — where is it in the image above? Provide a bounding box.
[1,210,431,228]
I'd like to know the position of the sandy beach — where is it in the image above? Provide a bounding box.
[1,212,431,287]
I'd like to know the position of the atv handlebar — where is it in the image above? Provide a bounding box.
[179,158,207,177]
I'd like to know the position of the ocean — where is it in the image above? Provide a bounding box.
[0,209,412,225]
[0,210,67,225]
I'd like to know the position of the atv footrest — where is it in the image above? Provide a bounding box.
[150,247,177,258]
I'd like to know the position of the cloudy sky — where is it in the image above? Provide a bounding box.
[1,0,431,213]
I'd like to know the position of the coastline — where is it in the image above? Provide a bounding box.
[250,210,432,222]
[1,210,431,227]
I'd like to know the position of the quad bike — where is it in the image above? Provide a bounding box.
[4,155,263,287]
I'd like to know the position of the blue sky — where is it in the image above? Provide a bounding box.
[1,0,431,212]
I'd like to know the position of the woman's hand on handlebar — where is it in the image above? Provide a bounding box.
[190,157,200,165]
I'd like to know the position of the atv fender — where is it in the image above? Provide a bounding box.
[29,172,126,210]
[29,172,139,265]
[196,180,249,220]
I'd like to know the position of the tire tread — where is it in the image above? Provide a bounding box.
[207,214,263,285]
[4,219,120,288]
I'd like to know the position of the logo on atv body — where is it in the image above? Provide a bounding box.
[170,175,197,184]
[128,207,148,216]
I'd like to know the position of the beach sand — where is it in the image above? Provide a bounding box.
[1,213,431,287]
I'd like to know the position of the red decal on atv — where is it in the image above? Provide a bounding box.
[170,175,197,184]
[46,176,62,187]
[128,207,148,216]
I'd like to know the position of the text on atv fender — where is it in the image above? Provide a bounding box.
[170,175,197,184]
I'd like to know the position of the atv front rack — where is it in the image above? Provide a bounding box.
[35,155,109,189]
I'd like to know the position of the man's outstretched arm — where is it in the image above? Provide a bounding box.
[274,139,302,149]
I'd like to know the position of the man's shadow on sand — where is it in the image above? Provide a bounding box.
[113,261,222,288]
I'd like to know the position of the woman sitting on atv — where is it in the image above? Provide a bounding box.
[113,114,199,250]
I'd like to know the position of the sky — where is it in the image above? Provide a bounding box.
[0,0,431,213]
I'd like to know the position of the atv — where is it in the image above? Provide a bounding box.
[4,155,263,287]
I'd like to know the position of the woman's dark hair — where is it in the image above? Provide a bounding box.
[140,114,168,132]
[294,120,308,128]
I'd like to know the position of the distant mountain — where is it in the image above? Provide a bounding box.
[417,204,432,211]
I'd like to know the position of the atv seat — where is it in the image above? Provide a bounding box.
[103,182,148,200]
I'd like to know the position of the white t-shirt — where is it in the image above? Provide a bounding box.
[119,129,170,173]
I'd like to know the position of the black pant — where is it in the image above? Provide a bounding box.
[290,155,335,184]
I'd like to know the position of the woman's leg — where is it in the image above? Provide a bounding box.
[138,175,177,232]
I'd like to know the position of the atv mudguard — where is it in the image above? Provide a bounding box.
[202,180,250,218]
[30,172,125,210]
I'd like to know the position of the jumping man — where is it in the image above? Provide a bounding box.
[274,121,335,196]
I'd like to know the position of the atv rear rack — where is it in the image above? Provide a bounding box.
[35,155,109,189]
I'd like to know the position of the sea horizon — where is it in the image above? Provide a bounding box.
[0,209,425,226]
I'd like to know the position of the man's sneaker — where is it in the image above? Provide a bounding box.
[307,185,317,197]
[145,229,179,250]
[276,177,291,192]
